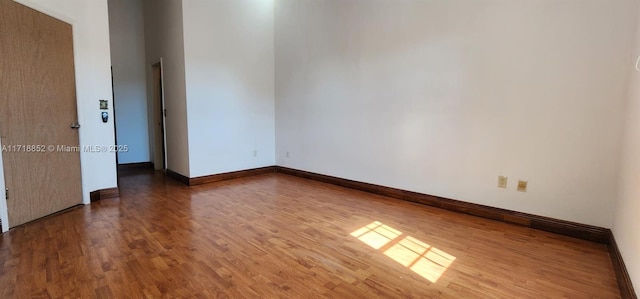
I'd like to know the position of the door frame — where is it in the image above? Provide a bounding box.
[0,137,8,233]
[152,59,167,170]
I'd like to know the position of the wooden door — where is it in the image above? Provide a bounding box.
[0,0,83,227]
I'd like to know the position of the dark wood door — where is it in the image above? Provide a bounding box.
[0,0,83,227]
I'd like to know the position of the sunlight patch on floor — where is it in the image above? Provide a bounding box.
[350,221,402,249]
[351,221,456,283]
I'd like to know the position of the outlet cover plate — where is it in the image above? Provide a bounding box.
[517,180,528,192]
[498,176,508,188]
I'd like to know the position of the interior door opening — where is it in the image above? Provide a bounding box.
[152,62,167,171]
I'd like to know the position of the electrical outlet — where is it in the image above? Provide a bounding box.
[253,150,257,157]
[517,180,528,192]
[497,176,507,188]
[286,152,290,158]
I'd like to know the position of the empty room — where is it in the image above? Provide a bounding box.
[0,0,639,297]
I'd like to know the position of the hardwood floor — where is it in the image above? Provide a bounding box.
[0,170,620,298]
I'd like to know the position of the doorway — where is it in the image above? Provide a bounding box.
[152,61,167,170]
[0,0,83,228]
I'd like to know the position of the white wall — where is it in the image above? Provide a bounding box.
[613,4,640,291]
[14,0,118,206]
[108,0,150,164]
[143,0,190,176]
[182,0,275,178]
[275,0,637,227]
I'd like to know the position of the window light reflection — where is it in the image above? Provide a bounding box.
[351,221,456,283]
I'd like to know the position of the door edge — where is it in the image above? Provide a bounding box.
[0,137,10,232]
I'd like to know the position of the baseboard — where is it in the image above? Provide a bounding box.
[609,231,638,299]
[274,166,609,244]
[89,187,120,202]
[163,165,612,244]
[117,162,153,171]
[190,166,277,185]
[166,166,277,186]
[166,169,190,185]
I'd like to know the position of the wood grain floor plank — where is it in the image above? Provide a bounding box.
[0,170,621,298]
